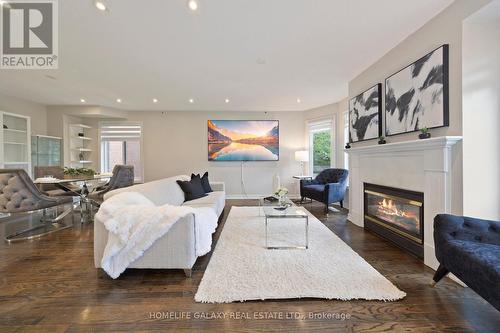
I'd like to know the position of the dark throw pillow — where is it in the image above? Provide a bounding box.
[191,172,213,193]
[177,177,207,202]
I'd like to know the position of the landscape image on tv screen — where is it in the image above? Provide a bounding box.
[208,120,279,161]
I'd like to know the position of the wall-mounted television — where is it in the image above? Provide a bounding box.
[208,120,279,161]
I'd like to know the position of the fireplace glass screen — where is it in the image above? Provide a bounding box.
[364,184,424,257]
[365,192,421,235]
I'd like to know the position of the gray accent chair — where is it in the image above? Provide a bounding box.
[0,169,74,242]
[88,165,134,205]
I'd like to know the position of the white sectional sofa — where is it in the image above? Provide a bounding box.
[94,175,225,277]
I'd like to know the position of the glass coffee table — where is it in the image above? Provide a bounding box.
[259,198,309,250]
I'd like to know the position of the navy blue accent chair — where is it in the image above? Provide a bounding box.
[433,214,500,311]
[300,168,348,213]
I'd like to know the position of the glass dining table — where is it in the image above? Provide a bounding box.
[34,174,111,223]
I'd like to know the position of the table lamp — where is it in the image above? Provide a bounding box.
[295,150,309,176]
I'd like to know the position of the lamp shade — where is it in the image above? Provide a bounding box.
[295,150,309,162]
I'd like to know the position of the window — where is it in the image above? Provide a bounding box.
[343,111,349,170]
[308,119,333,176]
[100,122,143,182]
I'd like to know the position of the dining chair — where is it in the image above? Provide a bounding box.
[34,166,81,197]
[88,165,135,205]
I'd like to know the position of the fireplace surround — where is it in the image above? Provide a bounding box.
[364,183,424,258]
[345,136,462,270]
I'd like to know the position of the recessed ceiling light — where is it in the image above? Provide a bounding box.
[189,98,194,104]
[225,98,230,104]
[187,0,198,11]
[95,1,106,11]
[116,98,122,103]
[153,98,158,103]
[80,98,86,103]
[296,98,302,103]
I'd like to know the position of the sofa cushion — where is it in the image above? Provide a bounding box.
[182,191,225,217]
[191,172,213,193]
[303,184,325,193]
[104,175,189,206]
[201,172,213,193]
[177,177,207,202]
[445,240,500,285]
[315,168,348,184]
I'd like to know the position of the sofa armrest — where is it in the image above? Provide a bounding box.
[94,212,198,269]
[324,182,347,202]
[211,181,225,192]
[301,179,319,187]
[325,181,341,191]
[434,214,500,246]
[325,182,347,191]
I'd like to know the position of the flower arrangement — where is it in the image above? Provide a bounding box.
[274,187,289,198]
[63,167,96,178]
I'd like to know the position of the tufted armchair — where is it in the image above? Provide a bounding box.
[300,168,348,213]
[0,169,74,242]
[433,214,500,311]
[88,165,134,205]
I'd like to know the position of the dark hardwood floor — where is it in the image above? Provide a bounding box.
[0,200,498,332]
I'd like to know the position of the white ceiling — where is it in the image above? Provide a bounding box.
[0,0,454,111]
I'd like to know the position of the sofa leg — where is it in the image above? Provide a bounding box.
[183,269,192,278]
[325,204,329,214]
[431,264,449,287]
[340,200,344,208]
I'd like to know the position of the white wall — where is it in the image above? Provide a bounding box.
[463,4,500,220]
[46,106,345,198]
[0,92,47,135]
[45,106,326,197]
[125,111,305,198]
[346,0,492,216]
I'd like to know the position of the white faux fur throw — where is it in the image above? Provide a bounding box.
[96,192,217,279]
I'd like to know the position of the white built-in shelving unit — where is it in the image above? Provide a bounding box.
[68,124,92,168]
[0,111,31,175]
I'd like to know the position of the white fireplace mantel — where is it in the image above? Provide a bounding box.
[345,136,462,270]
[345,136,462,154]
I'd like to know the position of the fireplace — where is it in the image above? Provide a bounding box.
[364,183,424,259]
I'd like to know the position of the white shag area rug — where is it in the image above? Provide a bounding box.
[195,206,406,303]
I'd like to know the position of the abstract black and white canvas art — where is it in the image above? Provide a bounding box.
[349,83,382,142]
[385,45,449,136]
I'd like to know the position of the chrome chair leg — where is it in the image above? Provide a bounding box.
[80,199,85,224]
[4,206,74,243]
[40,206,73,223]
[90,201,93,218]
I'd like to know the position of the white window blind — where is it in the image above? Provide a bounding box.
[308,118,333,133]
[100,124,142,141]
[99,122,143,182]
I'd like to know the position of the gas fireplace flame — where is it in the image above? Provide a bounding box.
[378,198,412,219]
